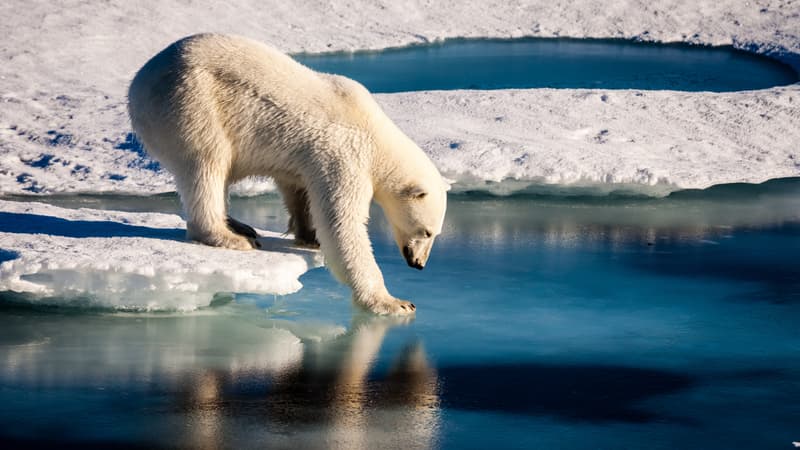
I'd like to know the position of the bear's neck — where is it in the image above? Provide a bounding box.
[369,119,426,205]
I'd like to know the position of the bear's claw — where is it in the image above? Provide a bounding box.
[293,236,320,248]
[189,227,259,251]
[226,216,259,239]
[360,297,417,316]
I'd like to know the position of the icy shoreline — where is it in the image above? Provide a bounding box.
[0,0,798,197]
[0,200,322,310]
[381,86,800,195]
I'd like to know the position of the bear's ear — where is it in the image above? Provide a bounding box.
[401,185,427,199]
[442,176,454,191]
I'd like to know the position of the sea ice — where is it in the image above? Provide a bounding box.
[379,86,800,195]
[0,200,323,311]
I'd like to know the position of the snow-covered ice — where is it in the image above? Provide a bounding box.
[0,0,798,196]
[0,199,322,310]
[382,86,800,194]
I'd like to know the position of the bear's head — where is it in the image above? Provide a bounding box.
[381,179,448,270]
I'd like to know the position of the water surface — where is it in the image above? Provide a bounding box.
[1,180,800,448]
[295,38,799,92]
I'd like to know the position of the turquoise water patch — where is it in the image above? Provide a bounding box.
[1,180,799,448]
[295,38,798,92]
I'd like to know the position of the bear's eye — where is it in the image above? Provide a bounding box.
[423,229,433,238]
[401,185,427,199]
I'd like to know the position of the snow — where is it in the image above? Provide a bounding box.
[0,199,323,310]
[0,0,798,196]
[382,86,800,194]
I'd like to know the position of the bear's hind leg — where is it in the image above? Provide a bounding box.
[179,165,257,251]
[222,182,260,243]
[277,183,319,248]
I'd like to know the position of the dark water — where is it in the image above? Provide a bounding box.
[294,38,799,93]
[1,180,800,448]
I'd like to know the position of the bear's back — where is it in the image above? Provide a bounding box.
[131,34,378,135]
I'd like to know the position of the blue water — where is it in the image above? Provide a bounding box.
[1,179,799,448]
[295,38,799,92]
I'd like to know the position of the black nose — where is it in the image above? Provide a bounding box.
[403,246,424,270]
[409,260,424,270]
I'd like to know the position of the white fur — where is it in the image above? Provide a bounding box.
[128,34,447,315]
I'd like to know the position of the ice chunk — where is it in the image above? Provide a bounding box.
[0,200,323,311]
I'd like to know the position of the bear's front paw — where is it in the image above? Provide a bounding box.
[192,230,260,251]
[356,293,416,316]
[293,236,320,249]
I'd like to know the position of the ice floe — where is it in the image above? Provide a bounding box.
[0,200,322,310]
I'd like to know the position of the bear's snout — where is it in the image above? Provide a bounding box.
[403,245,425,270]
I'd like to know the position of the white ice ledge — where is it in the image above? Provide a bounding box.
[378,86,800,196]
[0,200,323,311]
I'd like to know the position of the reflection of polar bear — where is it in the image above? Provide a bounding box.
[128,34,447,315]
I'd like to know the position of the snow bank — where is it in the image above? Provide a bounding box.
[0,200,323,310]
[380,86,800,194]
[0,0,798,196]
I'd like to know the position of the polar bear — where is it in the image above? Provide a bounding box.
[128,34,447,315]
